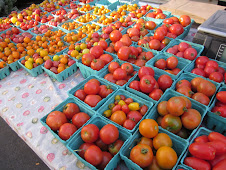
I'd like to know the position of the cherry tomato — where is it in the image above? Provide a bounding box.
[124,98,134,105]
[184,48,197,60]
[123,119,136,130]
[122,104,130,114]
[127,111,142,123]
[84,145,103,166]
[100,124,119,144]
[139,105,148,116]
[129,80,140,91]
[149,89,163,101]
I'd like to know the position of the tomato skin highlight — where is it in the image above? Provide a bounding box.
[184,157,211,170]
[189,142,216,160]
[207,141,226,156]
[194,135,209,143]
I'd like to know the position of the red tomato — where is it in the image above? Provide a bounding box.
[84,95,102,107]
[208,141,226,155]
[195,135,209,143]
[216,91,226,104]
[176,79,191,89]
[74,89,86,101]
[209,72,224,83]
[113,68,127,80]
[58,123,77,140]
[166,56,178,69]
[218,67,225,75]
[108,139,124,155]
[127,111,143,123]
[184,157,211,170]
[98,40,108,50]
[155,58,166,70]
[108,62,120,74]
[121,63,134,74]
[140,75,156,93]
[204,66,217,77]
[128,28,140,37]
[46,111,68,131]
[166,47,178,55]
[99,85,113,98]
[97,152,113,170]
[95,138,108,151]
[72,112,90,129]
[63,103,80,120]
[191,68,206,77]
[120,34,132,47]
[209,153,226,167]
[81,124,99,143]
[192,92,210,106]
[184,48,197,60]
[154,30,165,41]
[134,59,146,67]
[123,119,136,130]
[112,104,122,113]
[195,56,209,66]
[100,124,119,144]
[84,145,103,166]
[179,15,191,27]
[189,142,216,160]
[116,80,127,86]
[90,45,104,59]
[79,143,94,158]
[145,21,156,30]
[181,109,201,130]
[91,59,105,71]
[145,51,154,61]
[169,24,184,35]
[110,30,122,42]
[130,46,139,58]
[213,159,226,170]
[178,42,190,52]
[157,75,173,91]
[117,46,131,61]
[206,60,219,69]
[197,80,216,97]
[114,41,125,52]
[139,105,148,116]
[82,53,95,66]
[129,80,140,91]
[149,89,163,101]
[87,79,100,86]
[208,132,226,143]
[138,66,155,79]
[84,81,100,95]
[149,39,161,50]
[104,73,116,84]
[99,54,113,64]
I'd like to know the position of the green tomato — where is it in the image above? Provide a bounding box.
[103,110,112,118]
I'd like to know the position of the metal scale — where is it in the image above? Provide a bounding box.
[192,10,226,63]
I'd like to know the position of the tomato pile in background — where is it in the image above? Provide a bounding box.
[1,1,226,170]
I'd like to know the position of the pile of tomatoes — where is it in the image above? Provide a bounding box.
[78,123,123,169]
[81,45,114,71]
[153,55,181,75]
[146,8,167,19]
[184,131,226,170]
[46,102,90,140]
[191,56,226,83]
[102,94,148,130]
[175,77,216,106]
[211,90,226,118]
[156,96,201,138]
[129,119,178,169]
[103,61,137,86]
[74,78,114,107]
[166,41,198,61]
[129,66,173,101]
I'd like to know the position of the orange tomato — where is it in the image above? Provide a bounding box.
[110,110,126,125]
[157,101,169,116]
[138,137,153,148]
[153,133,173,150]
[139,119,159,138]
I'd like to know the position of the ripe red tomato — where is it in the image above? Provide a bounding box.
[206,60,219,69]
[145,21,156,30]
[167,96,187,116]
[46,111,68,131]
[197,80,216,97]
[184,48,197,60]
[179,15,191,27]
[127,111,143,123]
[169,24,184,35]
[166,56,178,69]
[213,159,226,170]
[99,85,113,98]
[81,124,99,143]
[72,112,90,129]
[138,66,155,79]
[157,75,173,91]
[108,62,120,74]
[121,63,134,74]
[208,132,226,143]
[98,40,108,50]
[134,59,146,67]
[113,68,127,80]
[192,92,210,105]
[140,75,156,93]
[100,124,119,144]
[161,114,182,134]
[154,30,165,41]
[82,53,95,66]
[218,67,225,75]
[139,105,148,116]
[166,47,178,55]
[84,95,102,107]
[149,39,161,50]
[204,66,216,77]
[184,157,211,170]
[123,119,136,130]
[104,73,116,84]
[130,144,153,168]
[91,59,105,71]
[97,151,113,170]
[63,103,80,120]
[209,153,226,167]
[129,80,140,91]
[176,86,193,97]
[208,141,226,156]
[181,109,201,130]
[178,42,190,52]
[95,138,108,151]
[176,79,191,89]
[189,142,216,160]
[122,104,130,114]
[58,123,77,140]
[118,46,131,61]
[84,145,103,166]
[155,58,166,70]
[209,72,223,83]
[90,45,104,59]
[74,89,86,101]
[149,89,163,101]
[195,135,209,143]
[191,68,206,77]
[110,30,122,42]
[99,54,113,64]
[84,81,100,95]
[78,143,94,158]
[108,139,124,155]
[116,80,127,86]
[114,41,125,52]
[195,56,209,66]
[145,51,154,61]
[216,91,226,104]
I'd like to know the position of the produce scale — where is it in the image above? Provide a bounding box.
[0,0,225,170]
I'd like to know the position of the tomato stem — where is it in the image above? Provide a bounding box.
[141,148,148,154]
